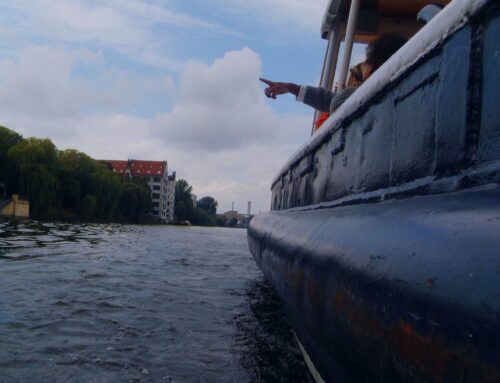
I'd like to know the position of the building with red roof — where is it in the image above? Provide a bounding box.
[102,159,176,223]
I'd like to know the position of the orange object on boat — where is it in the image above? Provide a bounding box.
[315,112,330,130]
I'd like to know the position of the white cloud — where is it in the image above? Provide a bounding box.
[0,0,240,71]
[150,46,311,212]
[0,0,376,214]
[1,47,311,213]
[0,0,322,214]
[152,47,289,151]
[5,0,237,41]
[214,0,326,33]
[0,45,175,120]
[0,46,99,119]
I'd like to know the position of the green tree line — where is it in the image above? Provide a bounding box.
[174,179,226,226]
[0,126,151,223]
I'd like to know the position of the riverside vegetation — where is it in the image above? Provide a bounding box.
[0,126,221,225]
[174,179,228,227]
[0,126,151,223]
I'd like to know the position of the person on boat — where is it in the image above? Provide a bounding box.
[260,34,407,121]
[346,61,368,88]
[312,63,366,130]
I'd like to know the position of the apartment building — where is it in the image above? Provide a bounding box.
[105,159,176,223]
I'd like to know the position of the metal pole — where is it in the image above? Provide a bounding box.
[320,32,334,88]
[311,24,342,135]
[320,22,342,89]
[337,0,361,87]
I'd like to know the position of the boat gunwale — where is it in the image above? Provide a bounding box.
[270,159,500,213]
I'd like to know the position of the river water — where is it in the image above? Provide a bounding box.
[0,219,314,383]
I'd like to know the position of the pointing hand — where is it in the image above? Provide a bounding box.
[259,78,300,99]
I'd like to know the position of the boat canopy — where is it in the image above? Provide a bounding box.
[318,0,450,90]
[314,0,451,134]
[321,0,450,41]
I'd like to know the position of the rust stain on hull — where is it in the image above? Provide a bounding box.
[331,288,500,383]
[270,258,499,382]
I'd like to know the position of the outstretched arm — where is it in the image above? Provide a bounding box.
[259,78,300,99]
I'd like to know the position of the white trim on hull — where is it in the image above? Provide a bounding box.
[294,333,326,383]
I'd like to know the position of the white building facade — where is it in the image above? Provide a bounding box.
[106,159,176,223]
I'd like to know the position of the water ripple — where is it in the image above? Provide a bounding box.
[0,219,313,382]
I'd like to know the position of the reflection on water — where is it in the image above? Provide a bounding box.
[0,219,312,382]
[0,219,128,255]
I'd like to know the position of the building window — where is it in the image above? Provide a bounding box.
[153,177,161,182]
[153,202,160,207]
[152,193,160,199]
[153,185,160,190]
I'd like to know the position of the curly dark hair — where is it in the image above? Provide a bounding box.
[365,35,408,71]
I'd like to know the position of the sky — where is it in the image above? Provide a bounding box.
[0,0,365,214]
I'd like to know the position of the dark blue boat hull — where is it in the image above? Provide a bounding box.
[248,1,500,381]
[248,186,499,382]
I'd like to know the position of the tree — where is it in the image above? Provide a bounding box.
[191,208,216,226]
[0,126,22,151]
[7,137,58,218]
[175,179,193,200]
[215,215,227,227]
[1,127,154,223]
[197,196,218,215]
[56,150,124,221]
[174,181,222,226]
[190,196,219,226]
[88,165,122,220]
[57,149,97,209]
[79,194,98,220]
[174,179,195,221]
[0,126,23,196]
[118,179,151,222]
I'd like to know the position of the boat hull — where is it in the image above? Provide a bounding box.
[248,186,500,383]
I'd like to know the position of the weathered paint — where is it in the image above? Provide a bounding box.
[248,1,500,381]
[270,2,500,211]
[249,186,500,382]
[478,13,500,162]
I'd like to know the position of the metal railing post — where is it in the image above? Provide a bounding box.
[337,0,361,87]
[311,22,342,135]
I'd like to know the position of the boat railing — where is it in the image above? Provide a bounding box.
[276,0,490,188]
[310,0,450,135]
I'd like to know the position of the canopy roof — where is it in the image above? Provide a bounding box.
[321,0,451,41]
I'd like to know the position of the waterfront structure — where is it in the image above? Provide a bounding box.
[0,194,30,218]
[222,210,244,225]
[105,159,176,223]
[248,0,500,382]
[222,209,253,228]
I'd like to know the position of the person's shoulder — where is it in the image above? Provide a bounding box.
[337,88,356,97]
[330,88,357,111]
